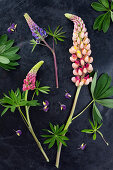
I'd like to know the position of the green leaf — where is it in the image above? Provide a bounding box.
[81,129,94,133]
[102,11,111,33]
[5,40,14,51]
[58,136,67,146]
[44,138,52,144]
[91,72,97,98]
[48,138,55,149]
[96,99,113,108]
[59,130,68,135]
[60,136,69,141]
[49,122,55,133]
[3,46,19,55]
[38,89,49,94]
[98,86,113,99]
[26,100,40,106]
[111,11,113,22]
[31,44,37,52]
[93,103,102,124]
[93,133,97,140]
[111,2,113,10]
[0,45,6,54]
[97,123,103,129]
[41,134,53,138]
[99,0,109,9]
[98,14,106,31]
[1,107,9,116]
[0,34,7,45]
[93,14,105,30]
[57,124,64,133]
[0,56,10,64]
[91,2,108,11]
[10,106,16,112]
[89,119,95,129]
[94,73,109,99]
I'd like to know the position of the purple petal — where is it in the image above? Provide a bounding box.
[61,104,66,111]
[16,130,22,136]
[65,92,71,99]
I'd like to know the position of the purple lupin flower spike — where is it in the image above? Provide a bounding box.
[24,13,47,43]
[7,23,17,33]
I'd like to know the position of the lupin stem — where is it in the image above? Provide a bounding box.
[55,86,81,168]
[97,130,109,146]
[42,39,59,88]
[25,90,49,162]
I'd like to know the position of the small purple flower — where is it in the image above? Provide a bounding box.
[7,23,17,33]
[14,130,22,136]
[78,143,86,150]
[43,100,49,106]
[24,13,47,44]
[60,103,66,111]
[65,91,71,99]
[43,106,49,112]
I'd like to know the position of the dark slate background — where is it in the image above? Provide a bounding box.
[0,0,113,169]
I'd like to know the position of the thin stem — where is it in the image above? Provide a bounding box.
[25,90,49,162]
[18,107,29,127]
[97,130,109,146]
[27,90,36,110]
[72,100,94,121]
[42,39,59,88]
[55,86,81,168]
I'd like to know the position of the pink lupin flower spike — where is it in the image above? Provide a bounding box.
[66,13,93,87]
[23,61,44,91]
[55,13,94,168]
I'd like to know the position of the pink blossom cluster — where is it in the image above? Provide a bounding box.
[68,15,93,86]
[23,73,36,91]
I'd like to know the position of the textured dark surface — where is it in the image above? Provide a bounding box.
[0,0,113,170]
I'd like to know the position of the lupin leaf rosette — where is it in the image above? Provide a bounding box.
[65,13,93,86]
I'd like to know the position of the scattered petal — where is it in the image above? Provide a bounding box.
[60,104,66,111]
[43,100,49,106]
[14,130,22,136]
[43,106,49,112]
[7,23,17,33]
[78,143,86,150]
[65,91,71,99]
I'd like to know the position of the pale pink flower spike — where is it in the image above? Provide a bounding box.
[65,13,93,87]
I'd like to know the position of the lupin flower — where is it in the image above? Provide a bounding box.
[65,91,71,99]
[66,13,93,87]
[78,143,86,150]
[7,23,17,33]
[23,61,44,91]
[43,100,49,112]
[24,13,47,44]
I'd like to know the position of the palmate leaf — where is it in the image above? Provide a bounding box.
[91,0,112,33]
[0,34,21,70]
[0,88,40,116]
[35,81,50,96]
[90,72,113,123]
[45,25,66,45]
[41,123,69,149]
[91,2,108,11]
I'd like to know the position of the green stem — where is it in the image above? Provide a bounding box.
[18,107,29,127]
[97,130,109,146]
[55,86,81,168]
[25,90,49,162]
[72,100,94,121]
